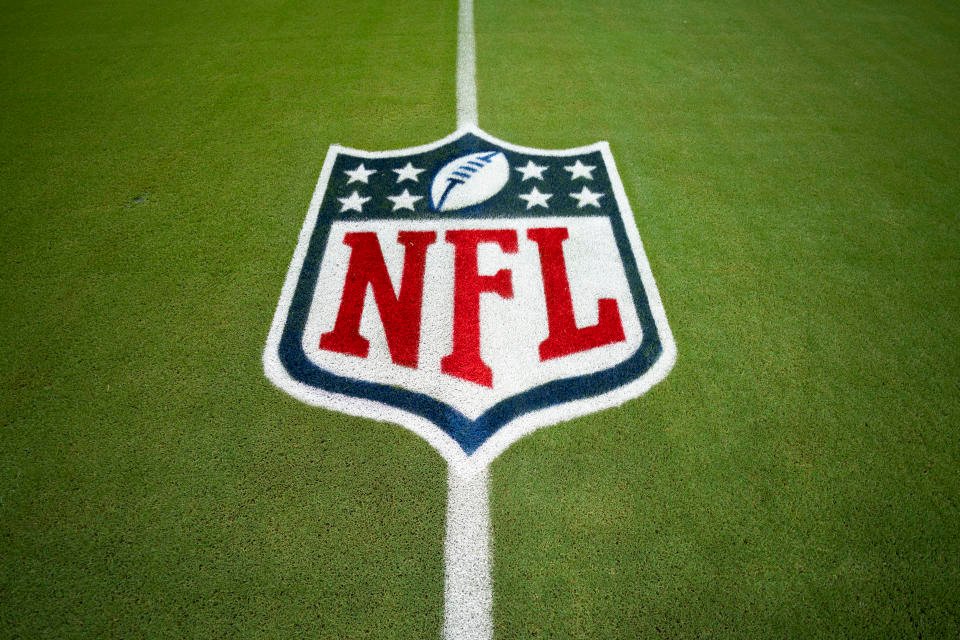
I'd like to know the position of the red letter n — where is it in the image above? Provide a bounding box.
[440,229,518,387]
[319,230,436,368]
[527,227,625,361]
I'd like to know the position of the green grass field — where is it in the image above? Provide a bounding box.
[2,0,958,637]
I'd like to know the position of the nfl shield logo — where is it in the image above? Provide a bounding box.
[264,126,675,469]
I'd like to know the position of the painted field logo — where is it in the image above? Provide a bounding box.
[264,126,675,468]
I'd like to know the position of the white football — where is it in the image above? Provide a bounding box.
[430,151,510,211]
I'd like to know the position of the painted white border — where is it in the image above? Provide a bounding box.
[263,125,677,477]
[456,0,478,128]
[443,466,492,640]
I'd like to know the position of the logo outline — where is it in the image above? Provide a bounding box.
[264,125,676,474]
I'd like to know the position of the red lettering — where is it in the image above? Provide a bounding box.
[441,229,518,387]
[527,227,625,361]
[319,231,436,368]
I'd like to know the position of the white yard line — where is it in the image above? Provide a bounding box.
[443,467,493,640]
[456,0,478,129]
[444,6,492,635]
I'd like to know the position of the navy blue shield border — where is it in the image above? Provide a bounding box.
[264,126,676,469]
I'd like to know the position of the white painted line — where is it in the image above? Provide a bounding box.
[443,466,493,640]
[449,3,490,634]
[457,0,478,128]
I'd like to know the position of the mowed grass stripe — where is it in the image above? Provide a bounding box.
[479,0,960,637]
[1,1,456,637]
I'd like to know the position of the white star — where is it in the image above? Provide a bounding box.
[564,159,596,180]
[393,162,425,183]
[515,160,548,181]
[518,186,552,210]
[338,190,371,213]
[344,163,377,184]
[386,188,423,211]
[569,186,604,208]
